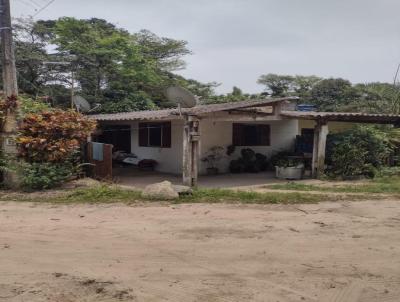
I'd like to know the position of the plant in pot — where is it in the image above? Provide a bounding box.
[201,146,225,175]
[272,152,304,180]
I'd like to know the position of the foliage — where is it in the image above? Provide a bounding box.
[353,83,400,114]
[0,95,19,113]
[326,126,393,178]
[257,73,322,98]
[274,157,303,168]
[201,146,225,169]
[257,74,294,96]
[6,17,205,112]
[99,92,156,113]
[20,161,75,190]
[270,151,297,168]
[310,78,357,111]
[229,148,268,173]
[18,95,51,115]
[17,109,96,163]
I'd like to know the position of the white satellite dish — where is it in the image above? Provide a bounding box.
[165,86,197,108]
[72,95,91,112]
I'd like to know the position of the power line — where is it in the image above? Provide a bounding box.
[15,0,38,10]
[32,0,55,17]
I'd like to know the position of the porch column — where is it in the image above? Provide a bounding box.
[183,115,200,187]
[311,120,329,179]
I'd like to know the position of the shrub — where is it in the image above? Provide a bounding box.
[326,126,393,178]
[229,148,268,173]
[20,162,75,190]
[17,110,96,163]
[16,109,96,190]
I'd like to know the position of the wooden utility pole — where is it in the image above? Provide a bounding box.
[1,0,19,186]
[0,0,18,98]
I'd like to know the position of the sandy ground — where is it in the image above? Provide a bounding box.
[1,200,400,302]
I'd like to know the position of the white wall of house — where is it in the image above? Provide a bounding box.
[130,119,183,174]
[104,118,299,176]
[199,119,299,174]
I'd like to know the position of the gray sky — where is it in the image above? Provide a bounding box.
[12,0,400,94]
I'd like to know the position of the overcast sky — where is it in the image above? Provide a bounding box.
[12,0,400,94]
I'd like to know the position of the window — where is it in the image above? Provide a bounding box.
[232,123,270,146]
[139,122,171,148]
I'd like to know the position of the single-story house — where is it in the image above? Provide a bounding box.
[90,97,400,186]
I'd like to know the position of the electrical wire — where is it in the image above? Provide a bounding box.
[32,0,56,17]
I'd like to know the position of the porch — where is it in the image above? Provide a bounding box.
[113,167,281,189]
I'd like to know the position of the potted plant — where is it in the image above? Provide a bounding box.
[201,146,225,175]
[271,152,304,180]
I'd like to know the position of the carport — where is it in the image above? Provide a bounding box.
[281,111,400,178]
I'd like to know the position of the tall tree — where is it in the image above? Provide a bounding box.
[257,74,294,96]
[310,78,357,111]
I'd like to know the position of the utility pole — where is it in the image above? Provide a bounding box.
[0,0,18,98]
[1,0,19,186]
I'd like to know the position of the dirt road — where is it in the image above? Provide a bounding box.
[1,199,400,301]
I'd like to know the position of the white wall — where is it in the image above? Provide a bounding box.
[199,119,299,174]
[130,120,183,174]
[104,118,299,176]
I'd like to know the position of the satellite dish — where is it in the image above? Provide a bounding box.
[165,86,197,108]
[72,95,91,112]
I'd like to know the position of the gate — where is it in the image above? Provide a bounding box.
[87,142,113,180]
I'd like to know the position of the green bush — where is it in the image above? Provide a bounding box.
[229,148,268,173]
[20,162,75,190]
[326,126,393,178]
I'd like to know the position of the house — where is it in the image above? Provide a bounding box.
[91,97,400,186]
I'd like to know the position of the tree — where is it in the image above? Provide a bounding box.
[5,17,205,113]
[7,18,50,96]
[353,83,400,114]
[133,29,191,71]
[232,86,243,96]
[292,75,322,99]
[257,74,294,96]
[310,78,357,111]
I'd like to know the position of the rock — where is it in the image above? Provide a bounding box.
[141,181,179,200]
[172,185,193,196]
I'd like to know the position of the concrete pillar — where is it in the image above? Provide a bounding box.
[312,121,329,179]
[182,116,200,187]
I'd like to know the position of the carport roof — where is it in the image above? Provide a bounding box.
[281,111,400,124]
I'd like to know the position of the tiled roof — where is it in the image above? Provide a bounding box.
[90,97,297,121]
[281,111,400,124]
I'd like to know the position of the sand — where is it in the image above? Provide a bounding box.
[1,199,400,301]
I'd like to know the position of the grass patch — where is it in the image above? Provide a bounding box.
[267,176,400,195]
[62,185,143,203]
[0,184,375,205]
[177,188,366,204]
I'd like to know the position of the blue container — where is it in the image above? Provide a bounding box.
[297,104,317,112]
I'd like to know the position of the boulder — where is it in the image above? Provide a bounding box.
[141,181,179,200]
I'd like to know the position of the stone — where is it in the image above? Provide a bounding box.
[172,185,193,196]
[141,181,179,200]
